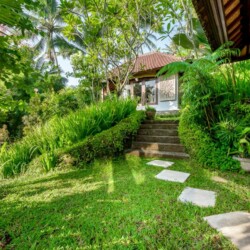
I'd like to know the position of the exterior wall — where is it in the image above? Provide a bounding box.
[123,74,179,112]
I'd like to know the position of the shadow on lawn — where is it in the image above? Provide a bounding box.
[0,156,150,249]
[0,155,249,249]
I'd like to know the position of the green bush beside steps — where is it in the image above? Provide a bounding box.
[56,111,145,168]
[179,107,240,171]
[0,98,138,178]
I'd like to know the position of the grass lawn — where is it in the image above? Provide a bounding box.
[0,155,249,249]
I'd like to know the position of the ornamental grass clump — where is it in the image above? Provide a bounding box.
[0,97,137,178]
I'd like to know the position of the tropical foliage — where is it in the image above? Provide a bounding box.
[0,98,137,177]
[0,2,250,249]
[29,0,84,69]
[158,0,210,58]
[56,110,145,168]
[61,0,164,94]
[1,0,249,177]
[159,43,250,169]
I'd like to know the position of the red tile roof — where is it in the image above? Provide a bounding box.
[132,51,180,74]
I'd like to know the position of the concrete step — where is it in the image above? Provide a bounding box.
[140,124,178,129]
[143,120,179,125]
[136,135,180,144]
[126,149,189,159]
[138,129,178,136]
[132,142,185,153]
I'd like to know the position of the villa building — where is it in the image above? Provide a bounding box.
[121,51,181,112]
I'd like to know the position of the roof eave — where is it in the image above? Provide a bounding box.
[192,0,250,62]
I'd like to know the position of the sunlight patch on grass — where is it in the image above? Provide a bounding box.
[0,156,249,249]
[107,164,115,194]
[126,155,145,185]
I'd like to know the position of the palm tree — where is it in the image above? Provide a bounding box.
[29,0,84,69]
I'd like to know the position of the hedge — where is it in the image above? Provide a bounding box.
[179,108,240,171]
[56,111,145,166]
[1,97,138,178]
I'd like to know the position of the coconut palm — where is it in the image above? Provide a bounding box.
[29,0,84,68]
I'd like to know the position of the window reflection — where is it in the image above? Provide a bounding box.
[145,80,156,104]
[134,82,142,103]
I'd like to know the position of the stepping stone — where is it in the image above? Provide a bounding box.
[204,211,250,250]
[178,187,216,207]
[211,176,228,183]
[147,160,174,168]
[155,170,190,183]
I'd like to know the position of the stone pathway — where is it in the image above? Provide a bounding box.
[147,159,249,249]
[204,212,250,250]
[147,160,174,168]
[178,187,216,207]
[155,169,190,183]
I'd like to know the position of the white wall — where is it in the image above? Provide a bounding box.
[136,74,179,112]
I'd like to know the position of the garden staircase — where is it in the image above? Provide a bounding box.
[128,120,189,159]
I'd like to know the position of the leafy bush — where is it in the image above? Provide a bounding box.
[22,87,92,134]
[159,44,250,169]
[179,107,240,171]
[56,111,145,167]
[0,97,137,178]
[158,45,250,129]
[213,119,241,154]
[145,105,156,112]
[237,128,250,158]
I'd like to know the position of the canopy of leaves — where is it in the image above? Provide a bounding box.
[0,0,39,33]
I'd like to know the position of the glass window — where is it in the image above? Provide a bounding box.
[134,82,142,103]
[145,80,156,104]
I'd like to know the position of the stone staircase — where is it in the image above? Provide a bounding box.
[128,120,189,159]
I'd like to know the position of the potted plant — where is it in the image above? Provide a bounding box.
[145,105,156,120]
[233,127,250,172]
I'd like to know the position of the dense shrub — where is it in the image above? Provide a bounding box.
[179,107,240,171]
[159,45,250,171]
[22,87,92,134]
[0,97,137,178]
[56,111,145,167]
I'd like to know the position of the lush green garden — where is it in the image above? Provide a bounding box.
[0,0,249,249]
[159,45,250,171]
[0,98,140,178]
[1,155,249,249]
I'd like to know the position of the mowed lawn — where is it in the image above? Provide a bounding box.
[0,155,249,249]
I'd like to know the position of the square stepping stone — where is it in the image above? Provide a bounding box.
[204,212,250,250]
[178,187,216,207]
[155,170,190,183]
[147,160,174,168]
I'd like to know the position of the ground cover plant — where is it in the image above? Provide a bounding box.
[0,155,249,249]
[0,98,137,178]
[155,112,180,121]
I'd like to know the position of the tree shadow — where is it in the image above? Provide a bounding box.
[0,154,249,249]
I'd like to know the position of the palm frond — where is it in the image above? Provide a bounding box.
[33,37,46,52]
[49,0,58,15]
[35,56,45,69]
[157,61,190,78]
[55,33,85,53]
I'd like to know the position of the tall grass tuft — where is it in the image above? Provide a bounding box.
[0,97,137,178]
